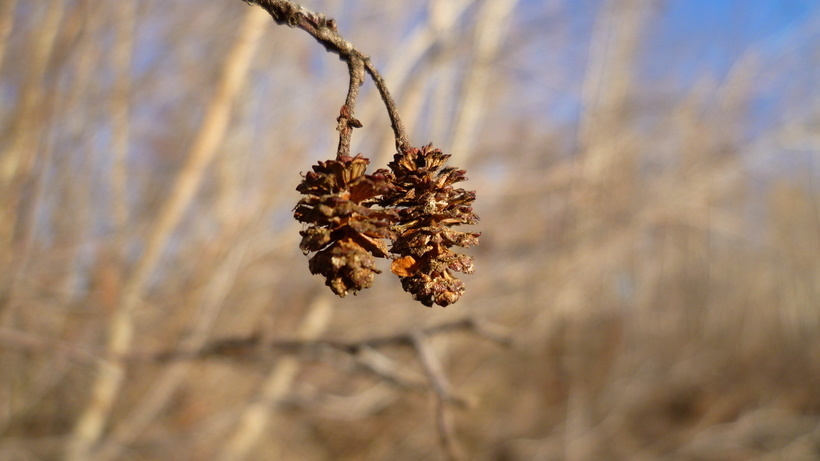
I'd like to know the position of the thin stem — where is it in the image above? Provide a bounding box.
[244,0,411,155]
[336,56,364,158]
[364,58,411,153]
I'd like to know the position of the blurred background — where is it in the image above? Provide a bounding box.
[2,0,820,459]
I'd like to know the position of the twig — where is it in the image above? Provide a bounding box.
[363,58,411,152]
[356,0,480,166]
[410,330,468,408]
[110,0,133,250]
[336,56,364,158]
[3,316,511,368]
[244,0,411,154]
[351,346,428,390]
[410,330,466,461]
[151,316,510,362]
[285,382,398,420]
[468,316,515,347]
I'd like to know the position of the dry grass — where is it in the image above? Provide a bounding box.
[1,0,819,460]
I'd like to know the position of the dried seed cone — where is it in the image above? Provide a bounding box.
[385,144,480,307]
[294,154,396,297]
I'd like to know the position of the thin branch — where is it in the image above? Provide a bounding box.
[135,316,506,461]
[351,345,428,390]
[110,0,134,247]
[2,316,511,366]
[150,316,510,362]
[363,58,411,152]
[410,330,468,408]
[468,316,515,347]
[410,330,466,461]
[0,0,66,327]
[336,56,364,158]
[358,0,480,166]
[244,0,411,154]
[0,0,19,69]
[285,382,398,420]
[314,342,430,390]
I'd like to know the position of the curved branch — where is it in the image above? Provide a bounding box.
[364,58,411,152]
[244,0,410,154]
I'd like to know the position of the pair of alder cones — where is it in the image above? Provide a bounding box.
[294,144,480,307]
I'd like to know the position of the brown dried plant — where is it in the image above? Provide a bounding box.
[246,0,480,306]
[293,154,396,297]
[384,144,480,306]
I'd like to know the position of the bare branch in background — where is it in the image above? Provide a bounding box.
[152,316,511,362]
[155,314,508,460]
[215,293,335,461]
[449,0,519,162]
[0,0,66,326]
[94,241,251,461]
[411,330,467,461]
[64,8,270,461]
[3,1,820,459]
[109,0,134,248]
[0,0,19,68]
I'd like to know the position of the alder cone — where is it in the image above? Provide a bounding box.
[294,154,397,297]
[384,144,480,307]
